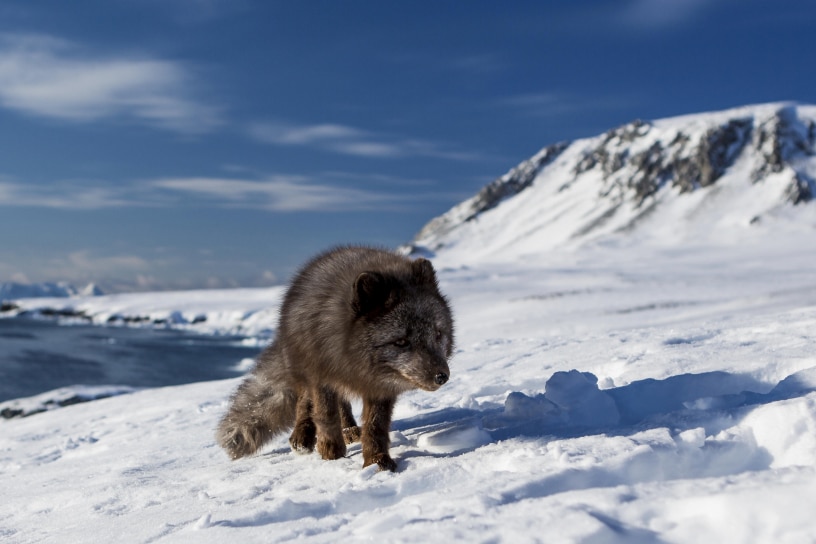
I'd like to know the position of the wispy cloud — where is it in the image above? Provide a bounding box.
[151,176,394,211]
[0,159,471,213]
[29,250,154,290]
[0,33,220,133]
[63,250,151,276]
[3,249,150,284]
[0,261,30,284]
[255,123,364,146]
[619,0,715,28]
[0,180,136,209]
[0,174,405,213]
[248,121,477,161]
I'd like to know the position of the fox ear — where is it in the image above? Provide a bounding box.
[412,257,437,285]
[353,271,394,316]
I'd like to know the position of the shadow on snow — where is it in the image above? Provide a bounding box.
[394,367,816,480]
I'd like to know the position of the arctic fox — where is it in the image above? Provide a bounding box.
[216,246,454,471]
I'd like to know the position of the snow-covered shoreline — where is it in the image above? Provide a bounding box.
[1,285,286,339]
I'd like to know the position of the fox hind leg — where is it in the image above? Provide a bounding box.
[340,400,361,445]
[289,392,317,453]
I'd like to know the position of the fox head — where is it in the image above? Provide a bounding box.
[352,258,454,393]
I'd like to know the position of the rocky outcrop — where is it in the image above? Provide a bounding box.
[573,117,754,204]
[751,106,815,203]
[413,141,569,242]
[464,142,569,220]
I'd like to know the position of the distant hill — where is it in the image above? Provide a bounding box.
[0,282,103,300]
[406,102,816,261]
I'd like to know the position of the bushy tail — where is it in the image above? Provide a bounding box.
[216,358,297,459]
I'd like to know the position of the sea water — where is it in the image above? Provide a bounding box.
[0,317,262,402]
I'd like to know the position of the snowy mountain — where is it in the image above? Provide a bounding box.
[408,102,816,261]
[0,281,103,300]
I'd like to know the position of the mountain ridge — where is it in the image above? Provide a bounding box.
[407,102,816,260]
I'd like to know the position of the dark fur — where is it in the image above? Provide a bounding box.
[216,246,454,471]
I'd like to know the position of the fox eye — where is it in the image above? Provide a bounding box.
[435,330,443,342]
[393,338,410,348]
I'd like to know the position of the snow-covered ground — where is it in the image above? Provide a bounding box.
[2,233,816,543]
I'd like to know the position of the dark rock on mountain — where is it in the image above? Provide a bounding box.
[414,142,569,243]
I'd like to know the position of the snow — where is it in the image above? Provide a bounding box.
[2,234,816,543]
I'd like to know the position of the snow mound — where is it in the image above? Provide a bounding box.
[484,368,816,440]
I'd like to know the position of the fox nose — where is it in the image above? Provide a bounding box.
[434,372,449,386]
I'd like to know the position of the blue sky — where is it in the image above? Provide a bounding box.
[1,0,814,292]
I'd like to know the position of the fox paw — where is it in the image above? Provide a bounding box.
[289,424,316,454]
[342,425,361,445]
[363,453,397,472]
[317,437,347,460]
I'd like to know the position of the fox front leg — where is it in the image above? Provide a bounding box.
[312,386,347,460]
[361,397,397,472]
